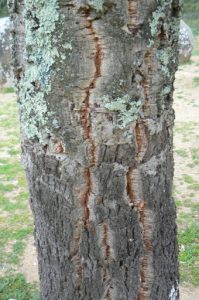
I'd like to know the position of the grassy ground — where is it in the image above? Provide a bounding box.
[177,1,199,287]
[0,93,39,299]
[173,48,199,287]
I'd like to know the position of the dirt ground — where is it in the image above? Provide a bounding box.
[19,236,39,284]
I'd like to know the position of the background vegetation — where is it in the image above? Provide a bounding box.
[0,0,8,18]
[183,0,199,35]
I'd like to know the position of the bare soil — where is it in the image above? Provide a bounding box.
[19,236,39,283]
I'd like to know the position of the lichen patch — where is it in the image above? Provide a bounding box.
[18,0,60,139]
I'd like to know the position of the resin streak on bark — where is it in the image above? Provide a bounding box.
[142,49,155,113]
[135,123,148,163]
[102,223,111,260]
[127,154,153,300]
[137,208,153,300]
[135,52,155,299]
[127,0,139,33]
[101,223,112,299]
[71,235,83,290]
[69,229,83,287]
[126,2,155,298]
[81,168,92,227]
[126,167,136,208]
[127,112,153,298]
[80,10,102,227]
[80,10,102,164]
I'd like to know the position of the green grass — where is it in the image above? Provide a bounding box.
[0,87,15,94]
[177,212,193,225]
[188,183,199,191]
[175,199,183,207]
[0,163,26,188]
[193,76,199,87]
[0,226,33,268]
[193,49,199,56]
[0,103,19,139]
[0,4,9,18]
[192,202,199,212]
[187,163,195,168]
[0,162,23,178]
[182,174,196,184]
[0,273,40,300]
[0,226,33,246]
[191,148,199,166]
[0,138,19,148]
[8,147,20,156]
[179,222,199,285]
[0,183,15,192]
[16,191,29,202]
[175,122,198,134]
[8,241,25,265]
[179,59,193,66]
[0,95,35,294]
[175,149,189,158]
[192,39,199,56]
[0,194,27,211]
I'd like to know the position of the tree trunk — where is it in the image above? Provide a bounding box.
[10,0,181,299]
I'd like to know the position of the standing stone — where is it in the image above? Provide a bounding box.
[0,17,12,86]
[179,20,194,63]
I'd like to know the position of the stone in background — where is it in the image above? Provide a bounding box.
[0,17,12,86]
[179,20,194,63]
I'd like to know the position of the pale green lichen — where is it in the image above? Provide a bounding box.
[161,86,171,97]
[52,118,60,129]
[149,0,173,38]
[63,42,73,50]
[156,47,175,76]
[87,0,104,12]
[150,9,165,37]
[61,42,73,60]
[18,0,59,139]
[102,94,142,129]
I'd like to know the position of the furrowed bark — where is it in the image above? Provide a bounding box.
[11,0,181,299]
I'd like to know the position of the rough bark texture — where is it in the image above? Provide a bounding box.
[10,0,181,299]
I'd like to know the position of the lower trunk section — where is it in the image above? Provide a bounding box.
[24,135,178,300]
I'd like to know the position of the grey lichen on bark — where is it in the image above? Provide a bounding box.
[102,94,142,129]
[10,0,181,299]
[17,0,60,140]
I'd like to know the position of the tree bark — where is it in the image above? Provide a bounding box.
[10,0,181,299]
